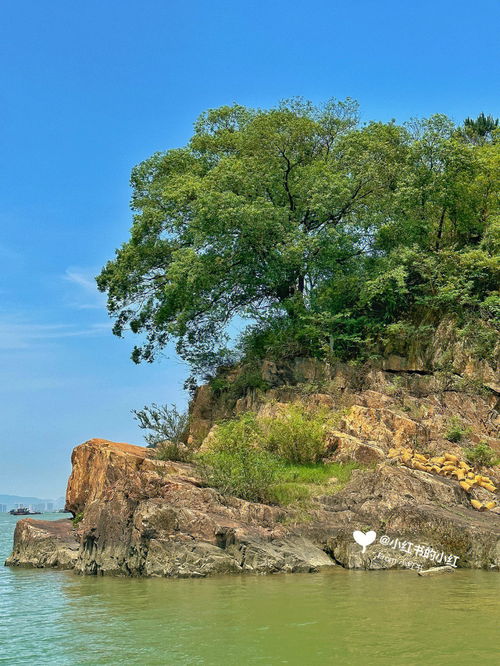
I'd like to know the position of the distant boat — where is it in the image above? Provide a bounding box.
[9,507,41,516]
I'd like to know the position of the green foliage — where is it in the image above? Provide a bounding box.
[458,321,498,363]
[444,416,471,443]
[196,407,360,504]
[132,403,188,447]
[197,445,361,505]
[97,101,499,377]
[208,377,232,395]
[197,444,282,503]
[460,113,498,145]
[208,411,265,449]
[72,512,83,527]
[259,404,336,463]
[154,441,193,463]
[210,366,270,401]
[464,442,498,468]
[208,404,338,464]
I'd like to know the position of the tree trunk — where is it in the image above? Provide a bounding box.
[435,208,446,251]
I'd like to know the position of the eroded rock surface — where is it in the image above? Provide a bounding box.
[5,518,79,569]
[6,437,500,577]
[8,439,334,577]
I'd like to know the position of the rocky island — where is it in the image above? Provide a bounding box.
[6,104,499,578]
[7,340,499,576]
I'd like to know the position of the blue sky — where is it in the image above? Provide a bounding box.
[1,0,498,498]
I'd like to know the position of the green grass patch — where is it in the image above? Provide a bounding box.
[268,482,313,505]
[444,416,471,443]
[197,448,364,506]
[196,407,367,506]
[269,461,363,506]
[278,461,361,484]
[464,442,499,468]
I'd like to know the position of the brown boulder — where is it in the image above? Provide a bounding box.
[30,439,334,577]
[338,405,420,449]
[325,430,385,463]
[5,519,78,569]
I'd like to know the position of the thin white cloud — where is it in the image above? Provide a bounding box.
[0,266,111,352]
[64,269,97,292]
[0,319,110,350]
[76,303,105,310]
[63,267,106,310]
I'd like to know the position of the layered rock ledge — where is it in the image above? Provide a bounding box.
[6,437,500,576]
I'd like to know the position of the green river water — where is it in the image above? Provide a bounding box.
[0,513,498,665]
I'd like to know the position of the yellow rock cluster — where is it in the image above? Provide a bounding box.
[387,447,497,511]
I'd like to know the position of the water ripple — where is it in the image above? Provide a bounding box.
[1,514,499,665]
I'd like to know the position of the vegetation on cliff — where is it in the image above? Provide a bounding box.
[464,442,498,468]
[97,100,499,385]
[196,405,361,504]
[97,100,498,507]
[133,403,188,446]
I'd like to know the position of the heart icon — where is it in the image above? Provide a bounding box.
[353,530,376,553]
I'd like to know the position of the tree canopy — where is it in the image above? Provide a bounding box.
[97,100,499,381]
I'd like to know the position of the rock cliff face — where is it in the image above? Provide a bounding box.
[6,335,499,577]
[188,344,499,446]
[5,518,79,569]
[381,318,499,394]
[7,439,334,576]
[6,433,500,576]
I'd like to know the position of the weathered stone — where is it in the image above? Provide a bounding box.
[188,384,217,444]
[325,430,385,463]
[316,464,500,570]
[337,406,420,450]
[7,437,500,577]
[260,357,328,387]
[5,519,79,569]
[198,425,219,452]
[7,439,338,578]
[381,317,499,393]
[187,351,499,451]
[418,566,455,576]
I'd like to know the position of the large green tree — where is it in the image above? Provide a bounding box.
[97,102,499,378]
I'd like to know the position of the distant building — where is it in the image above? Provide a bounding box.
[46,502,54,512]
[0,504,7,512]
